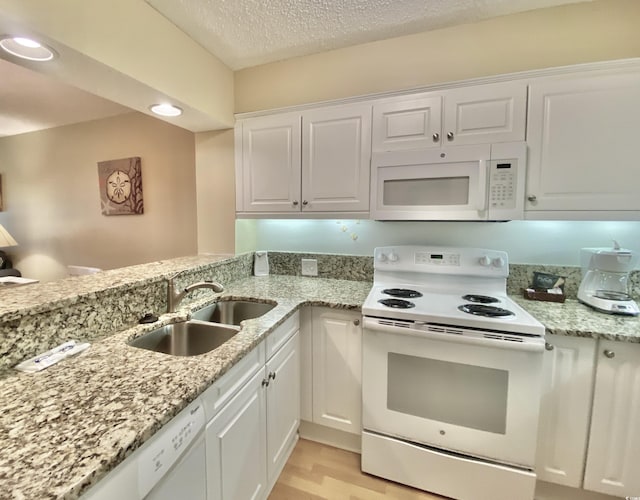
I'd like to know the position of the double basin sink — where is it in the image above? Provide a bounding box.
[129,300,275,357]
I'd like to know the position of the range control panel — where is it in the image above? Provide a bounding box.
[374,246,509,277]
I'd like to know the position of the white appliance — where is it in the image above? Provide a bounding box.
[254,250,269,276]
[370,142,526,221]
[81,397,206,500]
[361,246,545,500]
[577,244,639,316]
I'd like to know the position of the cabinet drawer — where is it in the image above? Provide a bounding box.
[266,311,300,361]
[201,342,266,421]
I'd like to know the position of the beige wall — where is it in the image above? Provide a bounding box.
[0,112,198,282]
[235,0,640,112]
[195,129,236,256]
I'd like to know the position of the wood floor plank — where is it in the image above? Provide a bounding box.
[269,439,446,500]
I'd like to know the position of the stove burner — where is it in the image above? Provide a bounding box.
[458,304,514,317]
[462,294,499,304]
[379,298,415,309]
[383,288,423,299]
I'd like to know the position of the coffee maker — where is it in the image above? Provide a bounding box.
[578,243,639,316]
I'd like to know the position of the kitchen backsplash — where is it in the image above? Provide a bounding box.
[1,250,638,372]
[265,251,640,300]
[0,253,254,372]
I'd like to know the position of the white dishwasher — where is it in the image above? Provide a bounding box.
[82,397,206,500]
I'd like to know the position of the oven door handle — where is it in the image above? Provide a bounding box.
[363,317,545,352]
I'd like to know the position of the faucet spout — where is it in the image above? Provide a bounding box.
[167,278,224,313]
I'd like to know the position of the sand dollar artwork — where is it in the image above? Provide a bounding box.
[97,157,144,215]
[106,170,132,204]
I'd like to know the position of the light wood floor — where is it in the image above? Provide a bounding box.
[269,438,447,500]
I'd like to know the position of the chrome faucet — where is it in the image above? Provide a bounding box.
[167,275,224,313]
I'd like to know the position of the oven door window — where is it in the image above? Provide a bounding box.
[387,352,508,434]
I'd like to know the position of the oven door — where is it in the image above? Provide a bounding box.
[362,318,544,468]
[370,144,490,221]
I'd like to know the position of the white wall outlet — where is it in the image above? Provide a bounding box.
[301,258,318,276]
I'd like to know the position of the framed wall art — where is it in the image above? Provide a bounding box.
[97,156,144,216]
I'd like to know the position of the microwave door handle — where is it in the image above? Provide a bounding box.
[475,159,488,211]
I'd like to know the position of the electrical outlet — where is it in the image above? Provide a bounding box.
[301,258,318,276]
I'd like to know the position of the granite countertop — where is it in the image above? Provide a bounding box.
[513,295,640,342]
[1,272,638,499]
[0,275,370,500]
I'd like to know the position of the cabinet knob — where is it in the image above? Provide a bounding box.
[432,133,440,142]
[604,349,615,359]
[446,132,454,141]
[527,195,537,202]
[292,200,299,206]
[545,342,554,351]
[302,200,308,206]
[261,378,270,387]
[268,371,276,380]
[353,319,360,326]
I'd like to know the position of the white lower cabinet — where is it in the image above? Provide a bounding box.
[204,313,300,500]
[583,340,640,497]
[265,332,300,487]
[311,307,362,434]
[206,369,267,500]
[535,335,596,487]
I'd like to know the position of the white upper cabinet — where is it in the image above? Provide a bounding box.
[372,81,527,151]
[237,113,301,213]
[301,104,371,212]
[526,70,640,218]
[236,104,371,215]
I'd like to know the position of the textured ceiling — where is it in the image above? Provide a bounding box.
[146,0,592,70]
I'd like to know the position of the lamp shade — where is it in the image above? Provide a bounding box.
[0,224,17,248]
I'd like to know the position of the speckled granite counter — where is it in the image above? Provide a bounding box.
[514,296,640,343]
[0,250,638,500]
[0,275,371,500]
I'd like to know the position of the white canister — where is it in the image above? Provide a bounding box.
[254,251,269,276]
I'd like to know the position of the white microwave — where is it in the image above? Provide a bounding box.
[370,142,527,221]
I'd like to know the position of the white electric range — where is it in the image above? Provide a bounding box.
[361,246,545,500]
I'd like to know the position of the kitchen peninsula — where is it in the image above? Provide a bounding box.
[0,251,638,499]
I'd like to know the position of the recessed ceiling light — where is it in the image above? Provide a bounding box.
[0,35,56,61]
[149,104,183,117]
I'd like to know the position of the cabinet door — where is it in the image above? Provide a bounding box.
[206,369,267,500]
[372,95,442,151]
[312,308,362,434]
[526,71,640,214]
[442,81,527,146]
[301,104,371,212]
[238,113,301,212]
[584,340,640,497]
[535,335,596,487]
[266,332,300,485]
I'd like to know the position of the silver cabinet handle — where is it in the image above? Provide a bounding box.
[353,319,360,326]
[447,132,454,141]
[432,133,439,142]
[302,200,308,206]
[527,195,537,202]
[604,350,615,359]
[292,200,299,206]
[268,371,276,380]
[545,342,554,351]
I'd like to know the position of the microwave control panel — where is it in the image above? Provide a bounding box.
[488,161,517,210]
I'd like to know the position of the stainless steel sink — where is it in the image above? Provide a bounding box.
[192,300,276,326]
[129,320,240,356]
